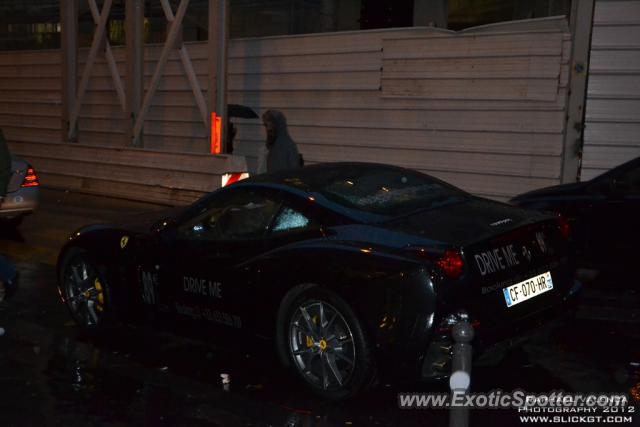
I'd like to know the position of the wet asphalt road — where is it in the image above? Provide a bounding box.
[1,189,639,426]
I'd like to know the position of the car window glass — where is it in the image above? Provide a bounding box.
[271,206,314,234]
[179,189,281,240]
[314,168,466,216]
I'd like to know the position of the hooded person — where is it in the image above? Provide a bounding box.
[0,129,11,203]
[256,110,302,174]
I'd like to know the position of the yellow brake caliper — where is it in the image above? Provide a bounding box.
[94,278,104,312]
[306,315,319,348]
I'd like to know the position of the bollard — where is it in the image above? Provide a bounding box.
[449,320,474,427]
[220,373,231,391]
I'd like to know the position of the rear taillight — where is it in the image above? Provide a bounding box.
[556,215,570,239]
[408,247,464,279]
[21,167,39,187]
[221,172,249,187]
[436,250,464,279]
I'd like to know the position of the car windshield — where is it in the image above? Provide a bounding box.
[314,167,467,216]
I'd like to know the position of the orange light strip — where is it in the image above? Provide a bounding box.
[210,112,222,154]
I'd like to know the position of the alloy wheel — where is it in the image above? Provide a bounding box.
[64,258,105,327]
[288,300,356,390]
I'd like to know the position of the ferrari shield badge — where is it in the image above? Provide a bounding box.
[120,235,129,249]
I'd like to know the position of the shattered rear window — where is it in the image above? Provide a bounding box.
[317,168,466,216]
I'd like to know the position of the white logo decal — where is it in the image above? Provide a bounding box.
[141,270,158,304]
[474,244,520,276]
[183,276,222,299]
[490,218,512,227]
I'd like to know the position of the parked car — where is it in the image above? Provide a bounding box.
[57,162,579,399]
[0,157,39,226]
[511,157,640,274]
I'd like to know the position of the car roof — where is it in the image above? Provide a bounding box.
[233,162,421,222]
[591,155,640,183]
[242,162,410,193]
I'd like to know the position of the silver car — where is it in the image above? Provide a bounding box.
[0,157,39,226]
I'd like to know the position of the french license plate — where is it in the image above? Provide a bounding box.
[503,271,553,308]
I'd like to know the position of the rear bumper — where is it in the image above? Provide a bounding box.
[375,268,582,385]
[0,208,34,218]
[0,187,38,218]
[474,278,581,346]
[417,279,581,381]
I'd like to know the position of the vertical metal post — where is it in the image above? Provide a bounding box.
[561,0,595,183]
[449,321,474,427]
[126,0,144,147]
[215,0,229,154]
[60,0,78,143]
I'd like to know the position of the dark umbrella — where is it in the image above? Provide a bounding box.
[227,104,259,119]
[224,105,259,155]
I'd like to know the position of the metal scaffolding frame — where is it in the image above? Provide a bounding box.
[59,0,228,152]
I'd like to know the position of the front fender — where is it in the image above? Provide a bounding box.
[57,224,140,314]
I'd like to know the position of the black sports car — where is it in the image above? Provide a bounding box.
[511,156,640,274]
[57,163,579,399]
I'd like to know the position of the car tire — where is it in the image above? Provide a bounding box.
[280,287,375,400]
[60,249,112,330]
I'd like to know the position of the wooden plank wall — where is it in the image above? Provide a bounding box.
[1,17,571,204]
[230,17,572,201]
[4,138,246,205]
[582,0,640,180]
[0,46,245,205]
[6,140,246,205]
[0,50,62,147]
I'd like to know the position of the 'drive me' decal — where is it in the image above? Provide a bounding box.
[474,244,520,276]
[183,276,222,299]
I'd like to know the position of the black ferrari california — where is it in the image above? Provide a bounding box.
[57,163,579,399]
